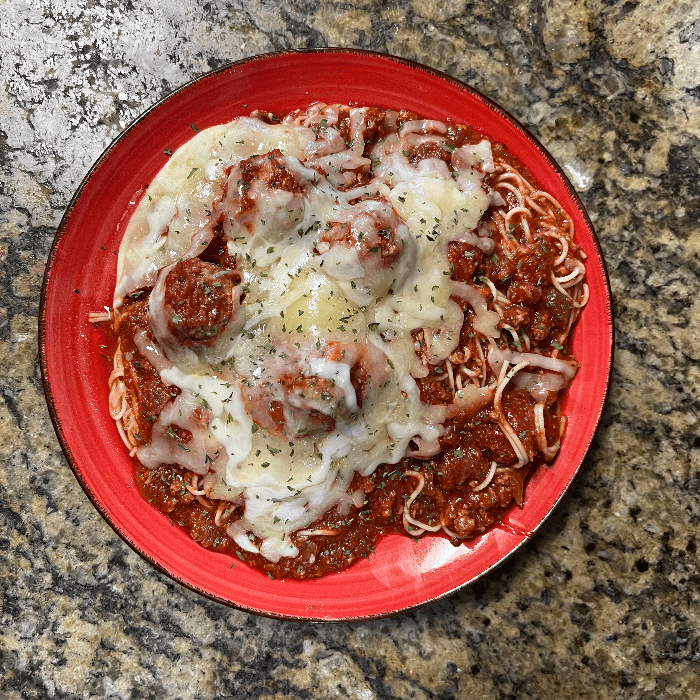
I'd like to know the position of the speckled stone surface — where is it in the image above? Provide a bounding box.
[2,1,699,698]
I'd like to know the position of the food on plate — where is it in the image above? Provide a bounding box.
[93,104,588,578]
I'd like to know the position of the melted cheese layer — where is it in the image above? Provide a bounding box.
[119,106,494,561]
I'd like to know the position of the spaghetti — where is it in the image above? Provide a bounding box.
[97,104,587,578]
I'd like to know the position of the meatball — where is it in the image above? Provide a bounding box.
[320,198,408,270]
[236,149,305,206]
[322,217,404,270]
[163,258,241,346]
[217,149,309,240]
[317,198,412,302]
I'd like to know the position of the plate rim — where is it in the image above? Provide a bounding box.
[38,47,615,622]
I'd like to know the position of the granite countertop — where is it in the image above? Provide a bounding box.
[2,1,699,698]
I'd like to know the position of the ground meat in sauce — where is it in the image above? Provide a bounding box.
[114,300,178,443]
[447,241,483,281]
[249,109,282,124]
[445,121,487,148]
[117,105,583,580]
[409,141,453,164]
[358,106,395,151]
[507,241,555,305]
[135,446,532,578]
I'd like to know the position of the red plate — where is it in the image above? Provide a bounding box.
[39,49,613,621]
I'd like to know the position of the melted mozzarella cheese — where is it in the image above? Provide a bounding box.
[118,108,494,561]
[307,358,358,413]
[115,119,316,305]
